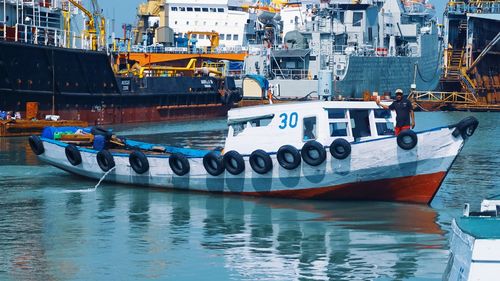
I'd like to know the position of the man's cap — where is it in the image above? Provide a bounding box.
[395,89,403,95]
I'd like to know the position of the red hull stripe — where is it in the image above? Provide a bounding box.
[242,172,447,204]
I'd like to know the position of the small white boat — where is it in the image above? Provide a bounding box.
[445,200,500,280]
[29,101,478,204]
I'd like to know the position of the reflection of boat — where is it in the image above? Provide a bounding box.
[31,101,478,204]
[184,193,446,280]
[445,199,500,280]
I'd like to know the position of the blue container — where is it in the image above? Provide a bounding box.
[93,135,106,151]
[41,126,80,139]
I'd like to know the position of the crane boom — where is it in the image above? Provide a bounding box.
[67,0,99,50]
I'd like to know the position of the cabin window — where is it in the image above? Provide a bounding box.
[233,34,239,41]
[330,122,348,137]
[339,12,345,23]
[349,110,371,139]
[179,7,186,11]
[226,34,232,40]
[327,109,346,119]
[353,12,363,27]
[375,122,395,136]
[218,8,224,12]
[373,109,394,136]
[303,117,317,141]
[249,116,274,127]
[231,122,247,137]
[210,8,216,12]
[194,7,201,12]
[220,34,225,40]
[187,7,193,11]
[202,8,209,12]
[171,7,178,11]
[326,108,350,138]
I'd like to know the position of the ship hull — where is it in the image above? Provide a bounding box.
[0,41,233,124]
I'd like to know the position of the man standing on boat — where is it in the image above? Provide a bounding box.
[376,89,415,136]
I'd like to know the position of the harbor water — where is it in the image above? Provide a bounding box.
[0,112,498,280]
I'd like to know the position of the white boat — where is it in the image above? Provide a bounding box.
[444,200,500,280]
[29,101,478,204]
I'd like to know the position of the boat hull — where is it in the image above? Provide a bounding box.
[36,125,466,204]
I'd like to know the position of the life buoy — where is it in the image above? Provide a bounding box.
[330,138,351,160]
[28,135,44,155]
[454,116,479,139]
[249,149,273,174]
[277,145,301,170]
[91,126,113,140]
[301,140,326,166]
[223,150,245,175]
[97,150,115,172]
[397,130,418,150]
[65,144,82,166]
[203,151,224,176]
[169,153,190,176]
[129,150,149,174]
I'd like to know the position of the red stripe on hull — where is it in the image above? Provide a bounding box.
[31,105,229,125]
[244,172,447,204]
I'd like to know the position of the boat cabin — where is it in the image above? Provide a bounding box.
[225,101,396,154]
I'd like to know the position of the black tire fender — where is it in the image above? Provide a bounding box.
[277,145,301,170]
[456,116,479,139]
[97,150,115,172]
[65,144,82,166]
[223,150,245,175]
[169,153,190,176]
[329,138,351,160]
[203,151,224,176]
[397,130,418,150]
[29,135,44,155]
[301,140,327,166]
[129,150,149,174]
[249,149,273,174]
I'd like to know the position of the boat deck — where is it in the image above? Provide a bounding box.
[455,216,500,239]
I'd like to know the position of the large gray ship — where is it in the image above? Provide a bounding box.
[243,0,442,99]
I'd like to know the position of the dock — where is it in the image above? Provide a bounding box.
[0,119,88,137]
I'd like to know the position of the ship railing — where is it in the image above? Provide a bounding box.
[333,44,415,57]
[447,0,500,14]
[126,44,248,54]
[408,90,478,104]
[11,23,66,47]
[270,68,310,80]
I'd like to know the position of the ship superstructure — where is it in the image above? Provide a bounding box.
[243,0,442,99]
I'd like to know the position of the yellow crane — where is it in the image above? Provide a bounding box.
[65,0,106,51]
[187,31,220,51]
